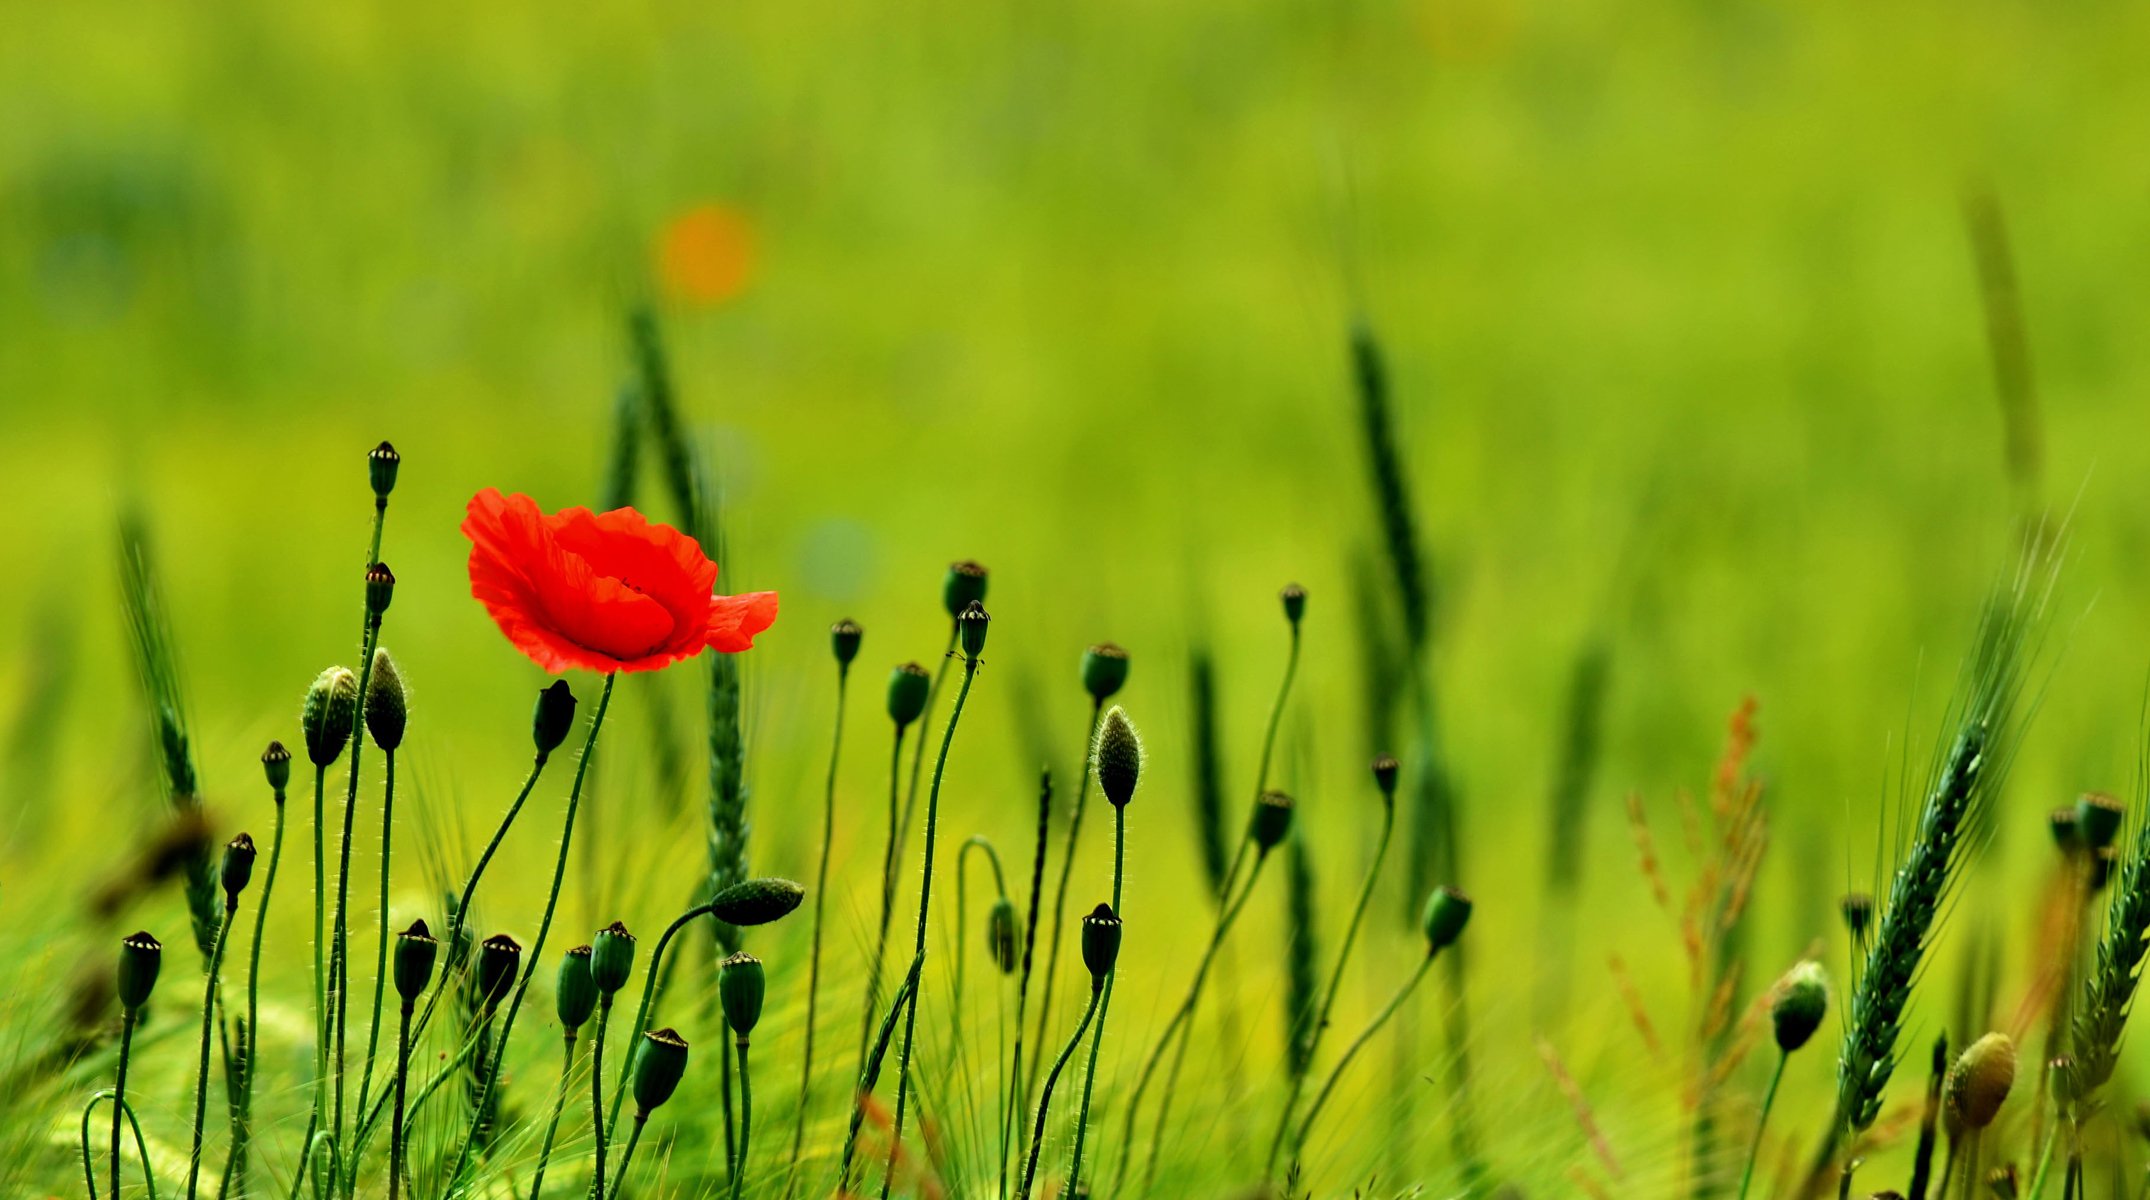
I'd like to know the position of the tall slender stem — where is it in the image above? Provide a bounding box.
[1006,771,1051,1194]
[604,899,719,1141]
[1736,1052,1788,1200]
[526,1033,578,1200]
[1017,986,1102,1200]
[610,1115,648,1197]
[860,726,908,1075]
[1067,804,1127,1190]
[789,664,850,1193]
[591,997,615,1200]
[329,596,387,1153]
[839,969,918,1192]
[83,1090,157,1200]
[732,1039,754,1200]
[1026,700,1103,1104]
[231,785,287,1200]
[387,1003,413,1200]
[1294,953,1438,1165]
[353,750,399,1134]
[303,764,329,1162]
[185,907,237,1200]
[112,1009,138,1199]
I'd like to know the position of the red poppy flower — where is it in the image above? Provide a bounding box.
[462,488,778,674]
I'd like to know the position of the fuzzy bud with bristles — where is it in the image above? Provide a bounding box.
[368,441,400,499]
[632,1028,690,1112]
[1947,1032,2017,1130]
[532,680,577,758]
[366,647,408,751]
[708,878,805,927]
[1081,643,1130,702]
[1420,886,1472,954]
[592,920,636,995]
[720,953,766,1038]
[117,931,162,1010]
[365,562,396,620]
[2077,792,2124,852]
[831,619,863,669]
[1081,903,1122,983]
[1371,754,1400,800]
[476,934,521,1013]
[556,946,598,1031]
[221,833,257,904]
[262,741,292,793]
[1771,961,1830,1052]
[302,667,359,768]
[888,663,931,730]
[1280,583,1307,626]
[1839,893,1873,940]
[1249,789,1294,853]
[957,601,990,660]
[987,898,1019,974]
[394,920,438,1002]
[1094,706,1142,808]
[943,560,988,618]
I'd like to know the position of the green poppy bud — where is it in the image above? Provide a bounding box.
[476,933,521,1012]
[1771,961,1829,1052]
[720,952,766,1038]
[302,667,360,768]
[708,878,806,927]
[221,833,257,904]
[1249,789,1294,853]
[987,898,1019,974]
[262,741,292,793]
[1280,582,1307,626]
[943,560,989,618]
[1371,754,1400,800]
[592,920,637,995]
[632,1027,691,1113]
[2078,792,2124,852]
[1081,643,1130,702]
[117,930,162,1010]
[1947,1032,2017,1130]
[1839,893,1873,940]
[394,919,438,1002]
[533,680,577,758]
[1420,886,1472,954]
[369,441,401,500]
[556,946,598,1031]
[1093,706,1142,808]
[957,601,990,660]
[365,562,396,620]
[831,619,863,670]
[1080,903,1122,983]
[366,647,408,751]
[888,663,931,730]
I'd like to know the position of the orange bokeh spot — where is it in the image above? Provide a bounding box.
[656,203,756,307]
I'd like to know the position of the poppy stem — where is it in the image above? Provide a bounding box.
[858,723,908,1081]
[184,902,238,1200]
[525,1032,579,1200]
[231,775,288,1200]
[787,659,851,1197]
[351,747,398,1153]
[1025,698,1103,1111]
[1017,983,1102,1200]
[604,898,720,1142]
[591,996,615,1200]
[1067,802,1127,1192]
[732,1037,753,1200]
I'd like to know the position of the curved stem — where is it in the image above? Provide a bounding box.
[353,750,398,1137]
[82,1090,158,1200]
[232,789,286,1200]
[111,1010,138,1200]
[838,969,918,1192]
[1026,699,1103,1106]
[859,726,907,1077]
[591,998,614,1200]
[954,835,1007,1048]
[604,898,719,1143]
[387,1004,412,1200]
[1067,804,1127,1191]
[526,1033,578,1200]
[788,665,849,1194]
[610,1115,648,1198]
[185,908,238,1200]
[732,1040,753,1200]
[1736,1052,1788,1200]
[1018,986,1102,1200]
[1293,953,1437,1165]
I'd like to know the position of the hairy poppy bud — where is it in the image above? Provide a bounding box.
[1771,962,1829,1052]
[720,953,766,1038]
[302,667,360,768]
[888,663,931,730]
[1081,644,1130,702]
[1947,1032,2017,1130]
[1839,893,1873,940]
[476,934,522,1013]
[957,601,990,660]
[592,920,636,995]
[1081,903,1122,983]
[533,680,577,758]
[943,560,989,618]
[709,878,806,927]
[369,441,401,500]
[365,562,396,620]
[1249,789,1294,853]
[262,741,292,793]
[1094,706,1142,808]
[831,619,863,669]
[1371,754,1400,800]
[557,946,598,1031]
[2078,792,2124,852]
[395,919,438,1002]
[987,898,1019,974]
[366,647,408,751]
[1420,886,1472,954]
[118,931,162,1010]
[632,1028,691,1112]
[1280,583,1307,626]
[221,833,257,904]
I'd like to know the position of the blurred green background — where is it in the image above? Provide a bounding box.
[5,0,2150,1193]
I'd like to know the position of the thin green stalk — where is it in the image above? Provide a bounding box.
[838,969,918,1192]
[954,836,1008,1046]
[526,1033,579,1200]
[859,726,909,1075]
[304,764,329,1165]
[2028,1122,2059,1199]
[232,783,288,1200]
[1026,699,1103,1105]
[1217,622,1300,907]
[1017,986,1101,1200]
[732,1039,753,1200]
[1293,953,1439,1163]
[609,1115,648,1197]
[591,998,615,1200]
[1735,1052,1788,1200]
[1067,803,1127,1191]
[185,905,238,1200]
[605,899,719,1141]
[328,593,387,1152]
[387,1002,413,1200]
[1006,770,1051,1194]
[896,631,957,873]
[112,1008,139,1200]
[788,662,850,1191]
[82,1090,157,1200]
[353,750,399,1136]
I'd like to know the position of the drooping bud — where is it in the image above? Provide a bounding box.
[1838,893,1873,940]
[302,667,360,768]
[556,946,598,1031]
[831,619,863,670]
[1081,644,1130,702]
[117,931,162,1010]
[369,441,401,500]
[1947,1032,2017,1130]
[632,1028,691,1112]
[987,898,1019,974]
[708,878,806,927]
[1249,789,1294,853]
[720,953,766,1038]
[476,934,522,1013]
[1371,754,1400,800]
[262,741,292,793]
[2077,792,2124,852]
[957,601,991,660]
[394,919,438,1002]
[1093,706,1142,809]
[533,680,577,758]
[1081,903,1122,983]
[1770,961,1830,1053]
[591,920,637,995]
[1280,583,1307,626]
[366,647,408,752]
[221,833,257,904]
[1420,886,1472,954]
[888,663,931,730]
[365,562,396,620]
[943,560,989,618]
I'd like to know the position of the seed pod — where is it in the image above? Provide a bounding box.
[943,560,989,618]
[476,934,522,1012]
[831,619,863,669]
[366,647,408,751]
[632,1027,691,1112]
[1081,643,1130,702]
[986,898,1019,974]
[117,931,162,1010]
[1093,706,1142,808]
[957,601,990,659]
[888,663,931,730]
[532,680,577,757]
[394,919,439,1002]
[365,562,396,620]
[720,953,766,1037]
[1371,754,1400,800]
[1838,893,1873,940]
[1080,903,1122,981]
[556,946,598,1031]
[2077,792,2124,852]
[302,667,360,768]
[708,877,806,927]
[1280,583,1307,626]
[369,441,401,499]
[1771,961,1830,1053]
[1420,886,1472,954]
[221,833,257,903]
[1947,1032,2017,1130]
[592,920,637,995]
[1249,789,1294,853]
[262,741,292,793]
[2050,807,2081,854]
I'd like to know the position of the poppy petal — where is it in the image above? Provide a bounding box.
[705,590,780,653]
